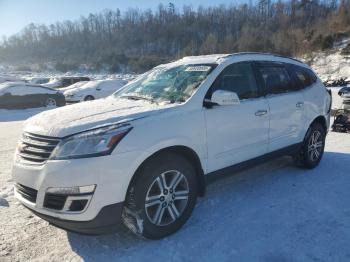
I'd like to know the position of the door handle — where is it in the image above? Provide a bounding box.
[296,102,304,108]
[255,110,268,116]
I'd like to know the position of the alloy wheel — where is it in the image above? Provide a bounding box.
[45,98,56,107]
[145,170,189,226]
[307,130,323,162]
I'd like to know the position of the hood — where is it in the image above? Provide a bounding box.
[64,85,93,95]
[24,97,177,137]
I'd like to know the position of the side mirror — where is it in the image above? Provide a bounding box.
[210,90,240,106]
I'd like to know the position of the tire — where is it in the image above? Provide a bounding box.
[84,95,95,101]
[294,123,326,169]
[122,152,198,239]
[45,98,57,107]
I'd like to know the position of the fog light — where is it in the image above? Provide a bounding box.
[69,199,89,212]
[46,185,96,195]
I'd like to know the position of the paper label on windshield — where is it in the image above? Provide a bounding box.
[185,66,211,72]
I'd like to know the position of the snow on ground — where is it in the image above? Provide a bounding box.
[311,52,350,81]
[304,38,350,82]
[0,103,350,261]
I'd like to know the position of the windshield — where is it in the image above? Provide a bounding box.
[114,64,215,103]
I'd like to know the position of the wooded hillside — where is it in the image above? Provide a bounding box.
[0,0,349,72]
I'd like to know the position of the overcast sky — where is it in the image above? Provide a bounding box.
[0,0,248,38]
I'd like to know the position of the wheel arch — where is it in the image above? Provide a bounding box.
[84,95,95,100]
[310,115,327,133]
[301,115,327,144]
[127,146,206,198]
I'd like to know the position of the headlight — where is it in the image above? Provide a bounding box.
[50,125,132,160]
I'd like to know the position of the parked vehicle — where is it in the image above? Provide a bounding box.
[0,76,24,84]
[44,76,90,89]
[59,81,88,91]
[64,79,128,103]
[12,53,331,239]
[27,77,50,85]
[338,86,350,96]
[332,109,350,132]
[0,82,65,109]
[338,86,350,109]
[324,78,350,87]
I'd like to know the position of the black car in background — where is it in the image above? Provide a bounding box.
[0,82,66,109]
[44,76,90,89]
[338,86,350,96]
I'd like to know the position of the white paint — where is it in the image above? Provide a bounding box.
[10,53,330,237]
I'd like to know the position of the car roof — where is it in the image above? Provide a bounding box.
[0,82,56,91]
[164,52,308,69]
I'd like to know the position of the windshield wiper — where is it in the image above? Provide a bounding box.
[120,94,157,103]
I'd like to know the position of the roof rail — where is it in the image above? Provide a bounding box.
[220,52,304,64]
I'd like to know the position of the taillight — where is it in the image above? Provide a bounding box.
[327,89,332,114]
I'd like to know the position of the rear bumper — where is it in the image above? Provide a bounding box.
[28,202,125,235]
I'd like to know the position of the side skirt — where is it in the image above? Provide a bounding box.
[205,143,302,185]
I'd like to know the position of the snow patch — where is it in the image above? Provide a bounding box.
[24,97,177,137]
[0,110,350,261]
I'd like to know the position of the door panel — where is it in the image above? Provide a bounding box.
[256,63,305,152]
[99,85,112,98]
[0,93,12,108]
[205,98,269,172]
[204,62,269,173]
[266,92,304,151]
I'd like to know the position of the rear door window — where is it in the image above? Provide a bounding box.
[8,85,54,95]
[61,79,72,86]
[257,64,294,95]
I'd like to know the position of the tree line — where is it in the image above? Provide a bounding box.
[0,0,349,73]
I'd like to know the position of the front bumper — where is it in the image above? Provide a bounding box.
[12,150,142,229]
[65,99,81,104]
[29,202,124,235]
[64,96,83,103]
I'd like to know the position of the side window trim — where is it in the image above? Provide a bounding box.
[251,61,266,97]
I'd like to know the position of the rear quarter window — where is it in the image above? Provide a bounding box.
[293,66,317,88]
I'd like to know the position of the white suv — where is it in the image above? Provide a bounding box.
[12,53,331,239]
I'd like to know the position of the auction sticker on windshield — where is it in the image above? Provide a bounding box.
[185,66,212,72]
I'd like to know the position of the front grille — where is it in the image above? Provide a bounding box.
[15,184,38,203]
[44,193,67,210]
[17,132,61,164]
[343,100,350,105]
